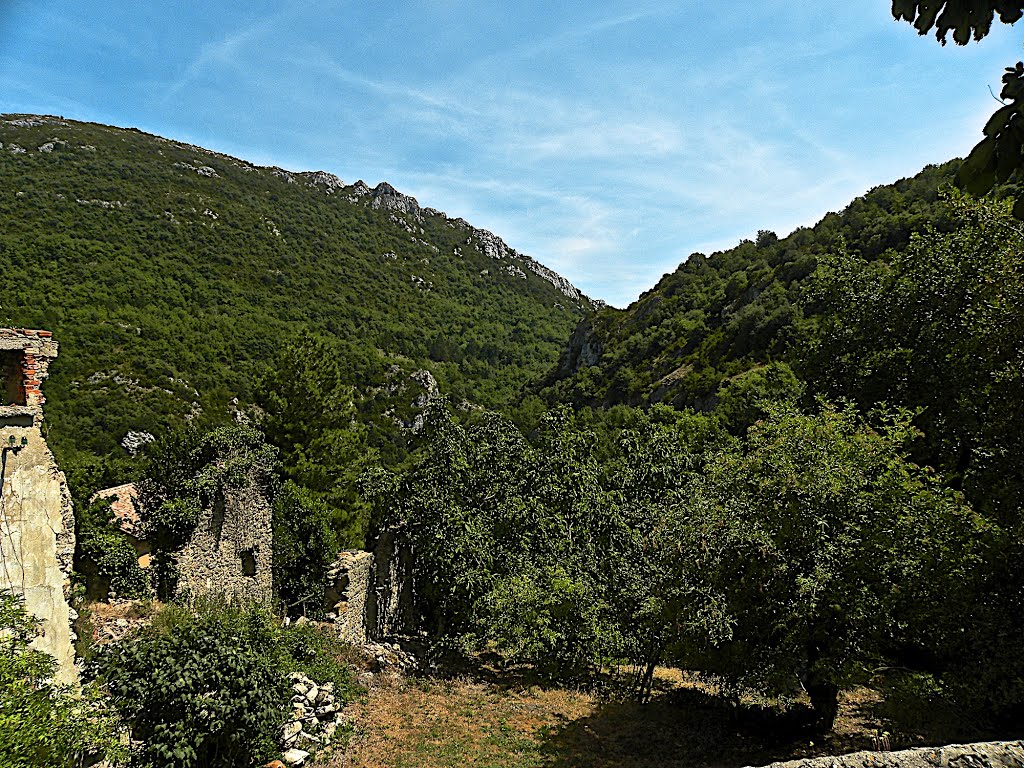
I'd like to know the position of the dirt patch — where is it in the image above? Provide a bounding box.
[83,598,159,647]
[334,670,591,768]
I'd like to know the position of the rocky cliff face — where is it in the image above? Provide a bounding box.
[551,318,603,379]
[332,178,594,306]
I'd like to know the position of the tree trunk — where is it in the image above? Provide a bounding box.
[806,676,839,732]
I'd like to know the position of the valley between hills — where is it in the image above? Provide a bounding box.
[1,113,1022,768]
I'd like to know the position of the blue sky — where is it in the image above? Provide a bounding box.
[1,1,1021,306]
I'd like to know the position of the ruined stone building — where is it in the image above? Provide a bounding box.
[172,471,273,604]
[326,529,416,643]
[95,470,274,605]
[0,329,77,683]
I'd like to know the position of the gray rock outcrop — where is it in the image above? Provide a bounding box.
[552,318,603,379]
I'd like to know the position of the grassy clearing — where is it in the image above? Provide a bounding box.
[331,665,968,768]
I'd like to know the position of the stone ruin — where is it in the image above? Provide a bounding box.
[172,472,273,604]
[0,328,77,683]
[94,470,273,605]
[91,482,150,572]
[325,528,416,644]
[325,550,372,643]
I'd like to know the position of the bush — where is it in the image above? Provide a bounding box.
[94,597,363,766]
[273,481,343,619]
[0,590,126,767]
[95,598,287,767]
[78,527,150,599]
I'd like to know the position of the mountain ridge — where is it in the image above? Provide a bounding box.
[0,113,593,469]
[3,114,593,307]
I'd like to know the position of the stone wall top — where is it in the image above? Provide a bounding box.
[0,328,58,356]
[752,740,1024,768]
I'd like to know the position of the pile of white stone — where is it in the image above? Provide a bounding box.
[280,672,346,766]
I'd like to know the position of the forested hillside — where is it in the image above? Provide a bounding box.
[538,163,1024,512]
[0,115,592,474]
[540,160,979,412]
[380,184,1024,733]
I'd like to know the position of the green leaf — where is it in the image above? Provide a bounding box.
[983,104,1017,137]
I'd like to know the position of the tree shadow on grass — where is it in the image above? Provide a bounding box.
[537,686,871,768]
[426,648,603,693]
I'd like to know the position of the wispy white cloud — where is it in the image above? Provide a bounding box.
[164,14,286,100]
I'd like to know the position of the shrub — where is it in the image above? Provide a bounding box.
[95,597,363,766]
[273,481,343,619]
[95,598,287,767]
[78,527,150,599]
[0,590,126,767]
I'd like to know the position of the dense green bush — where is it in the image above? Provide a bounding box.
[95,598,361,766]
[95,599,287,767]
[364,401,625,678]
[71,488,150,600]
[77,527,150,599]
[0,591,126,767]
[369,397,992,728]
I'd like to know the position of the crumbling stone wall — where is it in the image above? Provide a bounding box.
[174,475,273,604]
[755,741,1024,768]
[325,550,373,643]
[0,329,77,683]
[323,530,416,643]
[366,529,416,640]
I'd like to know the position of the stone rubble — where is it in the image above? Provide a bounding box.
[362,641,418,673]
[281,672,348,764]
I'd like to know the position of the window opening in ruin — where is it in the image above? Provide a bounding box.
[0,351,25,406]
[240,549,256,577]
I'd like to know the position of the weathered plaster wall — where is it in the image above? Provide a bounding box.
[0,329,76,684]
[755,741,1024,768]
[174,475,273,604]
